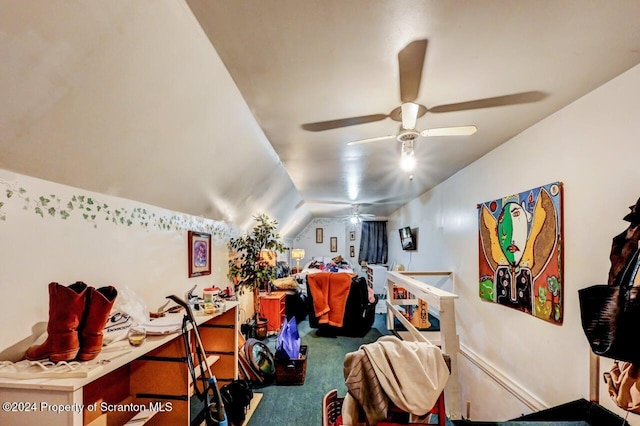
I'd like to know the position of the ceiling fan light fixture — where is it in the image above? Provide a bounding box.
[350,215,359,224]
[401,102,419,129]
[400,139,416,171]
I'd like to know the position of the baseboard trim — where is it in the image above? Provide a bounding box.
[459,343,547,412]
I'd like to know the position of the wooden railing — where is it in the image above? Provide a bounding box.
[385,271,461,420]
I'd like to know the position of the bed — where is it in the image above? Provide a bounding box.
[268,256,360,325]
[295,255,356,279]
[298,255,377,337]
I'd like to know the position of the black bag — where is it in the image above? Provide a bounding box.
[579,246,640,363]
[220,379,253,426]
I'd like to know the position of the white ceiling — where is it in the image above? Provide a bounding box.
[2,1,640,238]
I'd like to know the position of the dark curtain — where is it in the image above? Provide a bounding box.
[358,221,388,264]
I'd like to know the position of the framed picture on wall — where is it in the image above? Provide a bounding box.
[330,237,337,252]
[316,228,323,243]
[478,181,564,324]
[188,231,211,277]
[349,231,356,241]
[350,245,355,257]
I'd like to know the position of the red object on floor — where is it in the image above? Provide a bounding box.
[322,389,447,426]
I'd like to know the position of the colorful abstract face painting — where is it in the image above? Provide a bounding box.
[478,182,563,324]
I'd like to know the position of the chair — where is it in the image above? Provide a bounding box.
[321,389,447,426]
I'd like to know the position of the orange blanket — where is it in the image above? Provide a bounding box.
[307,272,354,328]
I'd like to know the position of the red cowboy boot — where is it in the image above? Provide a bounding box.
[77,286,118,361]
[25,282,88,362]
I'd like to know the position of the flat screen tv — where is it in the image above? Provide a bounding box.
[399,226,416,251]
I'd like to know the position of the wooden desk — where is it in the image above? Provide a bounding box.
[0,302,239,426]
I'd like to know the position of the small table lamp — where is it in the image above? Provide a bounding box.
[259,250,277,266]
[291,249,305,273]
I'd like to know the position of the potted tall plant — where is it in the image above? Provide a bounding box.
[228,214,284,337]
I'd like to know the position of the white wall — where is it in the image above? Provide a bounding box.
[0,171,240,360]
[293,218,361,271]
[387,64,640,422]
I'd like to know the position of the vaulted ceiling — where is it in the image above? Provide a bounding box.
[2,1,640,238]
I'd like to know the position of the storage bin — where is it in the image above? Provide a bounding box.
[275,345,307,385]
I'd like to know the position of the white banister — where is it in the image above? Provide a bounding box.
[385,271,461,420]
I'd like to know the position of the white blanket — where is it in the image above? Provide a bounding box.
[361,335,449,417]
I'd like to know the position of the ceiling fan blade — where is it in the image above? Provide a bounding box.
[305,200,366,206]
[301,113,388,132]
[398,39,428,103]
[347,135,395,146]
[421,125,477,137]
[429,91,547,113]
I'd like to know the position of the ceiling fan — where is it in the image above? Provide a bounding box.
[341,204,375,223]
[301,39,546,146]
[302,199,377,222]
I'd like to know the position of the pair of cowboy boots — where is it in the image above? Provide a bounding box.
[25,282,118,362]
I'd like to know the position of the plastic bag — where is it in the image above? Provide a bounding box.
[114,287,149,325]
[102,311,133,345]
[276,317,301,360]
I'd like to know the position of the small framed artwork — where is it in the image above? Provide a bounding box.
[188,231,211,277]
[330,237,338,252]
[316,228,324,244]
[349,231,356,241]
[350,245,355,258]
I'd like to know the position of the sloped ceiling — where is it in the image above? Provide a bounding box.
[0,1,308,235]
[188,0,640,225]
[2,1,640,239]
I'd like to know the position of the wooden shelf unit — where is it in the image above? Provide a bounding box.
[0,302,239,426]
[364,264,387,295]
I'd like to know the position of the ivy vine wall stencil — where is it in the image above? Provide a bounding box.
[0,176,236,244]
[294,217,350,243]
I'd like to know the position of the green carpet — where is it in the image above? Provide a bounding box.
[246,314,388,425]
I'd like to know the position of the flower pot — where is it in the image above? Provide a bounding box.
[255,317,269,340]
